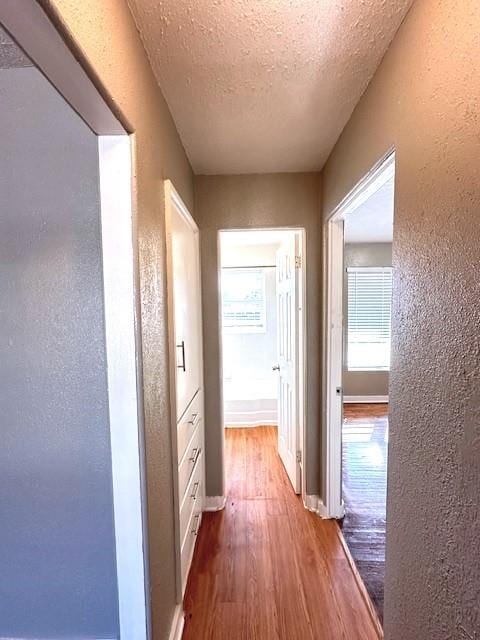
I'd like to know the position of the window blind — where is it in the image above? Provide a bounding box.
[221,268,267,333]
[347,267,392,371]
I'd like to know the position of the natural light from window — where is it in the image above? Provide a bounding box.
[221,267,266,334]
[347,267,392,371]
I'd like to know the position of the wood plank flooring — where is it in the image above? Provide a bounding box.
[182,426,381,639]
[340,404,388,624]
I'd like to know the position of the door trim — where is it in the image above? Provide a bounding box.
[0,0,126,134]
[323,149,395,519]
[168,604,185,640]
[164,179,203,603]
[218,227,307,503]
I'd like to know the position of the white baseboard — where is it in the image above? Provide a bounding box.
[225,421,278,428]
[204,495,227,511]
[224,412,277,425]
[168,603,185,640]
[343,395,389,404]
[303,495,345,520]
[304,494,321,513]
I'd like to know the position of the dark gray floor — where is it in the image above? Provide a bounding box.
[340,403,388,624]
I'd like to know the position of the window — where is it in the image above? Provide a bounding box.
[221,268,266,333]
[347,267,392,371]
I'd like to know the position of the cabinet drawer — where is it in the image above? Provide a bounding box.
[178,421,203,501]
[180,479,203,593]
[179,451,203,548]
[177,390,202,463]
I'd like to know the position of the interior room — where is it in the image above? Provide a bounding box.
[220,231,285,429]
[1,2,479,639]
[219,229,302,490]
[341,173,394,623]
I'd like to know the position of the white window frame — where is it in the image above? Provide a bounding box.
[221,267,267,334]
[346,266,392,372]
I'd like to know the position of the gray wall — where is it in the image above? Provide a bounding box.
[322,0,480,636]
[0,67,119,637]
[42,1,196,635]
[343,243,392,397]
[195,173,322,496]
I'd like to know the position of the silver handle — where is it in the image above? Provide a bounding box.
[176,341,186,371]
[191,514,200,536]
[272,364,280,371]
[190,481,200,500]
[189,447,201,465]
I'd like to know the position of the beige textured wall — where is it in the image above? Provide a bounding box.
[42,1,194,639]
[195,173,322,496]
[323,1,480,637]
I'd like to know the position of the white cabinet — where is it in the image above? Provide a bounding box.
[165,180,205,600]
[170,205,202,419]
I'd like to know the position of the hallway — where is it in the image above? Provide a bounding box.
[182,427,380,639]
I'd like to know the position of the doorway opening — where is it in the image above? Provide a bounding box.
[324,151,395,625]
[219,229,306,497]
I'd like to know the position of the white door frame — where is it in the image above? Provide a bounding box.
[164,179,204,604]
[323,150,395,519]
[0,4,150,638]
[218,227,307,502]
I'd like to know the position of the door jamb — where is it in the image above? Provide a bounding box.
[218,227,307,503]
[323,150,395,519]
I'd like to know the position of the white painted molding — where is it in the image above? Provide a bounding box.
[168,604,185,640]
[204,496,227,511]
[328,499,345,520]
[224,400,278,426]
[99,137,148,639]
[225,420,278,428]
[324,216,345,522]
[304,495,345,520]
[344,395,389,404]
[327,149,395,221]
[316,498,330,519]
[0,0,125,135]
[304,494,321,513]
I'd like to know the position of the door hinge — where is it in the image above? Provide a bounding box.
[296,450,302,463]
[295,255,302,269]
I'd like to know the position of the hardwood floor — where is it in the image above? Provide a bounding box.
[182,426,381,639]
[340,404,388,624]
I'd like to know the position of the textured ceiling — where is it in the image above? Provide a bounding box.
[127,0,412,174]
[345,175,394,243]
[0,25,32,69]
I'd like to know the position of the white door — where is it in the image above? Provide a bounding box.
[170,199,202,420]
[275,234,301,493]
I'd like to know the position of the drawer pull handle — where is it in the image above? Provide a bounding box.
[188,412,200,427]
[191,514,200,536]
[190,481,200,500]
[189,447,201,465]
[176,341,186,372]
